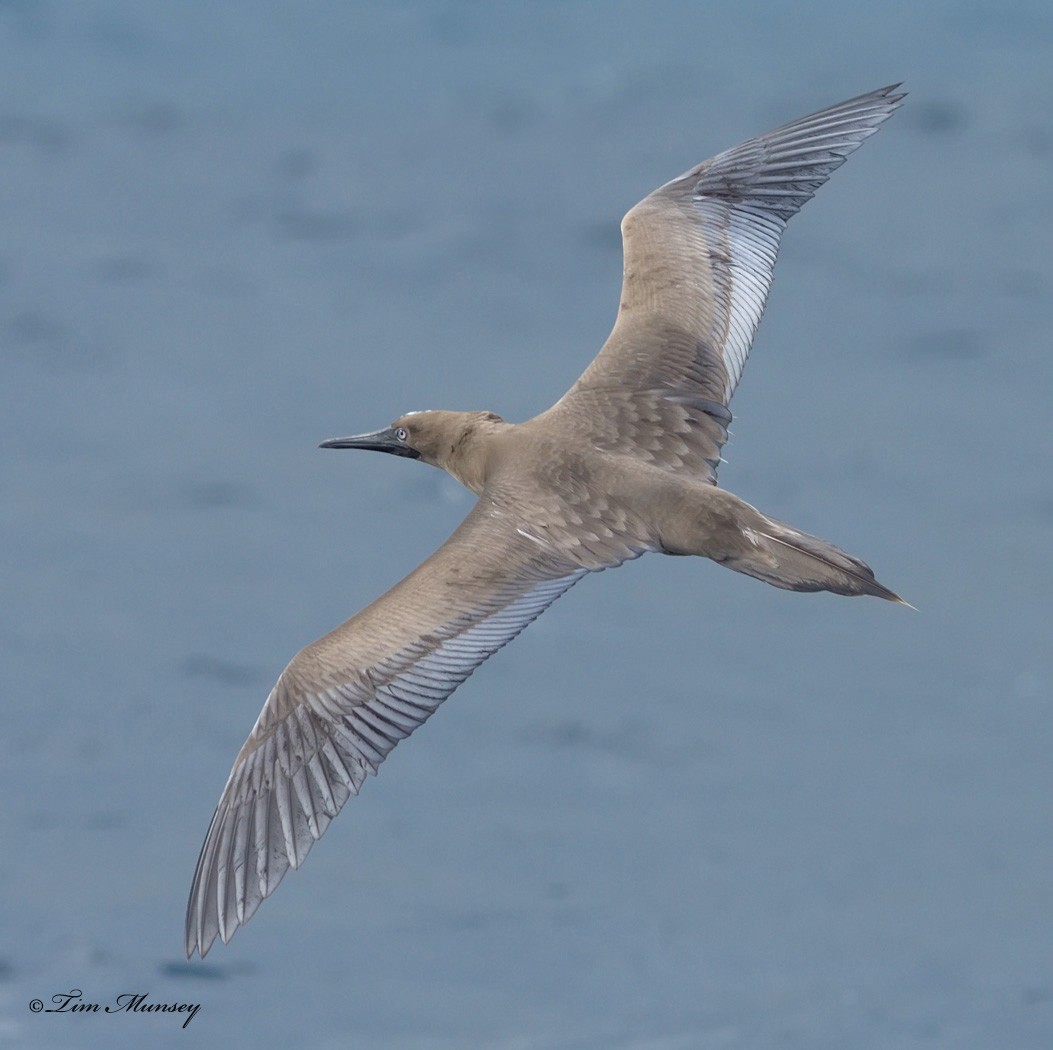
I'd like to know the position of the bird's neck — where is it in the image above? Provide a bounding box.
[438,417,508,495]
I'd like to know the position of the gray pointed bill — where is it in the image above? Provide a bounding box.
[319,427,420,458]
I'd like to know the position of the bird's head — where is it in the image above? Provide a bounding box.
[320,409,505,488]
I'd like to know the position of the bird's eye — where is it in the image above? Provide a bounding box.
[394,427,408,442]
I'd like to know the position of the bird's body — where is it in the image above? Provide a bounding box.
[187,85,907,959]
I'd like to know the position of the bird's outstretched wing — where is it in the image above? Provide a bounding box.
[540,84,904,483]
[184,497,632,959]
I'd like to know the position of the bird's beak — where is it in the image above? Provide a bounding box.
[319,427,420,458]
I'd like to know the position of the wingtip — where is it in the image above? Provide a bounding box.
[183,919,216,962]
[855,83,907,116]
[183,909,198,961]
[839,82,906,114]
[183,930,206,962]
[881,82,908,106]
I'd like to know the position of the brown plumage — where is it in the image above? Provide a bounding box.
[186,84,907,958]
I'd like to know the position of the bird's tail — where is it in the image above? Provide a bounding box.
[659,486,907,604]
[730,514,907,603]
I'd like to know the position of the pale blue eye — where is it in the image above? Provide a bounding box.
[394,427,408,442]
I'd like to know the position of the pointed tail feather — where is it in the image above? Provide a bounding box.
[728,515,905,602]
[755,521,906,602]
[657,485,907,603]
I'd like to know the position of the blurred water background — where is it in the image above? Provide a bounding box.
[2,2,1051,1047]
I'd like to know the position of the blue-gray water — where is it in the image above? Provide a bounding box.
[2,3,1051,1048]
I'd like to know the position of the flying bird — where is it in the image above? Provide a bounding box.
[187,84,907,958]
